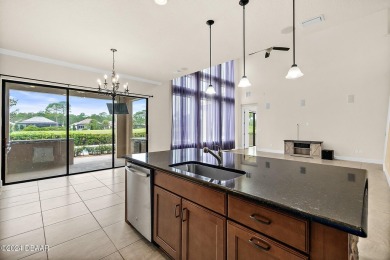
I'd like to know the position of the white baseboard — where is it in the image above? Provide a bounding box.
[334,156,383,164]
[237,147,384,165]
[256,148,284,154]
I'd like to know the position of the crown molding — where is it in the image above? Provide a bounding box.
[0,48,162,86]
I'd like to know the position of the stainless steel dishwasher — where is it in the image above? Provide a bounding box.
[125,162,152,242]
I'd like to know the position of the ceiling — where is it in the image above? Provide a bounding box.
[0,0,389,84]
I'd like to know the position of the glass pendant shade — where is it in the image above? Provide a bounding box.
[285,64,304,79]
[155,0,168,5]
[238,76,251,88]
[206,84,216,94]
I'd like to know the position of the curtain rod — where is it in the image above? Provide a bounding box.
[0,74,154,98]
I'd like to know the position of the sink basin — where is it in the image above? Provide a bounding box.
[170,162,245,181]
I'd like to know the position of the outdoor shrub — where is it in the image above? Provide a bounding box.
[74,144,113,157]
[22,126,66,131]
[10,130,112,146]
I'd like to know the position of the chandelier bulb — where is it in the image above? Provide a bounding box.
[104,74,108,80]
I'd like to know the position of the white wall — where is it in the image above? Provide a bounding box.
[0,54,172,153]
[237,10,390,163]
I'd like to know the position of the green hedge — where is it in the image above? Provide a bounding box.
[133,128,146,138]
[10,129,147,145]
[74,145,112,157]
[10,130,112,146]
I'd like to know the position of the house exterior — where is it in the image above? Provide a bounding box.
[15,116,59,129]
[71,119,93,130]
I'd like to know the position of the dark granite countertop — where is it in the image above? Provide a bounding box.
[284,140,323,144]
[124,148,368,237]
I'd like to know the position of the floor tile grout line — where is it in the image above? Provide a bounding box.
[98,251,125,260]
[39,192,80,201]
[0,190,40,200]
[42,212,91,228]
[42,226,103,251]
[0,183,38,192]
[0,227,43,243]
[0,204,42,223]
[37,183,49,260]
[41,199,83,213]
[70,173,122,260]
[0,199,41,210]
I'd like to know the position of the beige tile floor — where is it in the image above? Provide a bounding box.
[0,149,389,259]
[0,168,168,260]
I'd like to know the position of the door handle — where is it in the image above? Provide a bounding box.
[248,237,271,251]
[174,204,180,218]
[250,214,271,225]
[182,208,188,222]
[125,166,150,178]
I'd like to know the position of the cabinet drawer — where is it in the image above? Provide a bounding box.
[155,170,226,215]
[228,196,309,253]
[227,221,308,260]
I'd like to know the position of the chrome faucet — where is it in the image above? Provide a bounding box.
[203,146,223,166]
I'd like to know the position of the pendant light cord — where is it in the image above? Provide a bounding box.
[293,0,295,65]
[112,50,115,72]
[243,4,246,76]
[209,23,212,86]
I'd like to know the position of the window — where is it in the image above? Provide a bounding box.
[171,60,235,150]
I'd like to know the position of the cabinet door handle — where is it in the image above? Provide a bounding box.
[182,208,188,222]
[174,204,180,218]
[250,214,271,225]
[248,237,271,251]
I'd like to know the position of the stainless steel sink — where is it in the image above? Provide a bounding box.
[170,162,245,181]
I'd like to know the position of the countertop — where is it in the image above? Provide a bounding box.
[124,148,368,237]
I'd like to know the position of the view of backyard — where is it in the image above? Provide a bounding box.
[9,91,146,158]
[5,86,147,183]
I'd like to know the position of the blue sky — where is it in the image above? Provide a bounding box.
[10,90,146,116]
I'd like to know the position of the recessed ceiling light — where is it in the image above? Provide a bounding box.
[154,0,168,5]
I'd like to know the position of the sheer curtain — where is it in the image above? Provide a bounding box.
[171,60,235,150]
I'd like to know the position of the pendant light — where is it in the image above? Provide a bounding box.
[206,20,216,95]
[286,0,304,79]
[238,0,251,88]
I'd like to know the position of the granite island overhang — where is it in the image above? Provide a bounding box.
[125,148,368,238]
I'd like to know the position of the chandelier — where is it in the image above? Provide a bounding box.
[97,49,130,96]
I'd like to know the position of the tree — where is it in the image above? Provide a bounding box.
[45,101,66,125]
[9,97,19,122]
[133,110,146,128]
[9,97,19,131]
[102,120,110,129]
[87,119,102,130]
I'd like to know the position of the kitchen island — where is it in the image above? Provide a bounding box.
[125,148,367,259]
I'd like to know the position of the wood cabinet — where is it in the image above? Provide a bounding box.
[153,170,350,260]
[181,199,226,260]
[227,221,308,260]
[228,196,309,253]
[153,183,226,260]
[154,186,182,260]
[284,140,322,158]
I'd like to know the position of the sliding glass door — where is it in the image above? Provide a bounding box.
[2,82,68,183]
[1,80,148,184]
[68,90,113,174]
